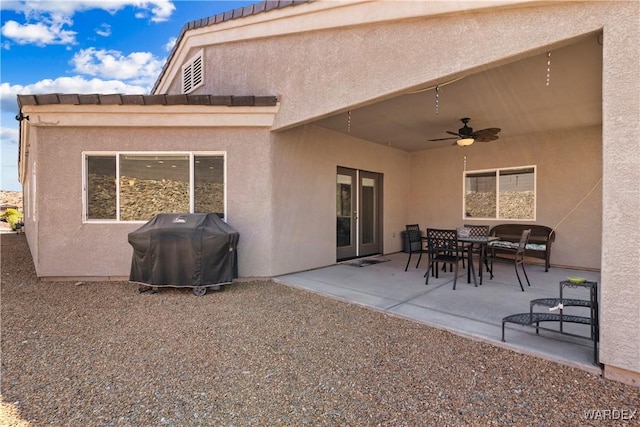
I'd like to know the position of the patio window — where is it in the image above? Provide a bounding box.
[464,166,536,220]
[84,152,225,222]
[182,49,203,94]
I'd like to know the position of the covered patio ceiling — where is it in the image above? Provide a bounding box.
[313,33,603,152]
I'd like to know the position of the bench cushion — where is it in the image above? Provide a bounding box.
[489,224,555,271]
[488,240,519,249]
[488,240,546,251]
[525,243,546,251]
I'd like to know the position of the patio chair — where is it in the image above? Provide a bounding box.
[487,228,532,291]
[424,228,464,289]
[464,224,491,273]
[404,224,428,271]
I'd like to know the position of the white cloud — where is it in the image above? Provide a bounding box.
[64,75,148,94]
[3,76,149,98]
[2,1,176,22]
[0,127,19,146]
[95,23,111,37]
[141,1,175,23]
[71,48,165,86]
[1,1,176,46]
[164,36,177,52]
[1,17,77,46]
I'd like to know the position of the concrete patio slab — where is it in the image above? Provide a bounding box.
[275,252,602,375]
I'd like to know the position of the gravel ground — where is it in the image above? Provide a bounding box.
[1,233,638,426]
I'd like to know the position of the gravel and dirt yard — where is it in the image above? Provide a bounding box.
[1,233,638,426]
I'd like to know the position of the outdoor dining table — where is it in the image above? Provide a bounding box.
[457,235,500,287]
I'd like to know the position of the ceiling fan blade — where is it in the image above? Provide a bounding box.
[428,137,458,141]
[475,135,499,142]
[474,128,501,136]
[446,131,460,136]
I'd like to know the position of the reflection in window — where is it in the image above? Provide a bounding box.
[361,177,375,245]
[87,156,116,220]
[336,174,352,247]
[465,171,496,218]
[499,167,535,219]
[194,156,225,217]
[464,166,535,220]
[120,154,190,221]
[84,153,225,222]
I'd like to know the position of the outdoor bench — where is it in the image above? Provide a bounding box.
[489,224,555,271]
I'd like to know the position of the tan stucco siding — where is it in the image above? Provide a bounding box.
[161,2,612,133]
[599,3,640,378]
[409,126,602,270]
[30,126,274,279]
[269,124,409,276]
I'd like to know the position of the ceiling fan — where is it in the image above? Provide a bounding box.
[428,117,501,146]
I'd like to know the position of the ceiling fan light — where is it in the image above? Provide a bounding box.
[457,137,475,146]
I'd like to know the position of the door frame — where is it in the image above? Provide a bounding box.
[336,166,383,261]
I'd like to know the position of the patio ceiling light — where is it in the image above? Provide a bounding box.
[456,137,475,146]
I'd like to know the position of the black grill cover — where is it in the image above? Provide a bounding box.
[128,213,239,287]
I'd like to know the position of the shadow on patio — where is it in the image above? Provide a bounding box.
[276,252,601,376]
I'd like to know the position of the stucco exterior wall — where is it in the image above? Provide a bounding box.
[409,126,603,270]
[27,126,274,279]
[161,2,616,134]
[269,124,409,276]
[599,2,640,382]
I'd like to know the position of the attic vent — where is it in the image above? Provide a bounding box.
[182,50,203,94]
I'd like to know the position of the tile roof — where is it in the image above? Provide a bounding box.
[151,0,313,94]
[17,94,278,108]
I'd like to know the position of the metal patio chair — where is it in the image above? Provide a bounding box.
[404,224,428,271]
[424,228,464,290]
[487,228,532,291]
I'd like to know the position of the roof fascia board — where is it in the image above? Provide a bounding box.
[154,0,536,94]
[19,104,279,128]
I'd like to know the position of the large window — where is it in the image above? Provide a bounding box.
[84,152,225,222]
[464,166,535,220]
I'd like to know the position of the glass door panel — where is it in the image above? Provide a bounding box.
[337,168,357,259]
[358,172,381,257]
[336,167,382,260]
[360,177,375,245]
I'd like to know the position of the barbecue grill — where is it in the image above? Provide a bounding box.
[128,213,239,295]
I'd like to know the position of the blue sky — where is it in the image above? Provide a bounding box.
[0,0,255,191]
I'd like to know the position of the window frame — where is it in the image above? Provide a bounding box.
[463,165,536,221]
[82,151,227,223]
[182,49,204,94]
